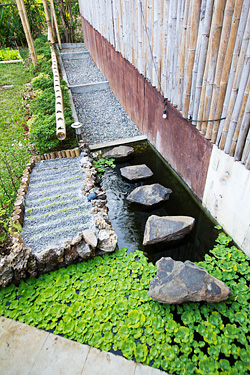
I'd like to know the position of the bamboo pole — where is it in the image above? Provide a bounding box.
[15,0,37,66]
[233,80,250,159]
[42,0,55,43]
[211,0,245,143]
[177,0,190,111]
[188,0,207,120]
[199,0,227,135]
[192,0,213,129]
[50,0,62,50]
[205,0,236,140]
[241,126,250,164]
[182,0,201,118]
[226,73,250,154]
[219,38,250,150]
[51,45,66,140]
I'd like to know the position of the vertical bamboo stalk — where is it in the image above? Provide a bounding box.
[211,0,245,143]
[192,0,214,128]
[51,0,62,49]
[42,0,55,43]
[15,0,37,66]
[224,68,250,153]
[177,0,190,111]
[188,0,206,120]
[233,80,250,159]
[217,5,250,145]
[200,0,227,135]
[160,0,168,97]
[205,0,236,140]
[182,0,201,118]
[219,38,250,149]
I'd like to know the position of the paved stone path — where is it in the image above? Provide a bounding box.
[0,317,167,375]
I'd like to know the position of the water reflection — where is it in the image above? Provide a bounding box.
[100,143,217,264]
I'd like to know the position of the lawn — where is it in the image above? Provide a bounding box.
[0,59,33,242]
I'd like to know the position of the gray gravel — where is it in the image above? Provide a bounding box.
[61,44,141,145]
[61,47,87,53]
[73,89,141,145]
[22,157,95,254]
[63,56,107,85]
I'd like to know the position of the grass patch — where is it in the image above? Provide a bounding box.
[1,232,250,374]
[0,48,21,61]
[0,56,33,241]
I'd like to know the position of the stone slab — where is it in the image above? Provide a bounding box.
[69,81,110,93]
[0,316,12,339]
[134,363,168,375]
[82,347,136,375]
[60,51,89,59]
[120,164,153,180]
[30,333,89,375]
[0,319,49,375]
[89,135,147,151]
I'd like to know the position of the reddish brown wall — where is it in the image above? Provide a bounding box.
[81,18,213,201]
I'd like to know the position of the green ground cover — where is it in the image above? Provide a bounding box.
[0,48,21,61]
[0,37,77,244]
[0,59,33,241]
[1,232,250,374]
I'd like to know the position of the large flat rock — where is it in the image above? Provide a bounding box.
[143,215,195,245]
[127,183,172,206]
[120,164,153,180]
[148,257,233,304]
[103,145,134,159]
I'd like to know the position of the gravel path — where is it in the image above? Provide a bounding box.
[73,89,141,144]
[63,56,107,85]
[62,44,142,144]
[22,158,94,254]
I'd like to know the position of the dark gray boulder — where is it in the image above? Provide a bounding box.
[103,145,134,159]
[127,183,172,206]
[148,257,233,304]
[120,164,153,180]
[143,215,195,245]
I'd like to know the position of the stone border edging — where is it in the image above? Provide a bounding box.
[0,143,118,287]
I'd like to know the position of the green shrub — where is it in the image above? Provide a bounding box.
[1,232,250,374]
[28,37,77,153]
[0,48,21,61]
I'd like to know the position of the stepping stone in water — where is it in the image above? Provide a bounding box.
[148,257,232,304]
[127,183,172,206]
[103,145,134,160]
[120,164,153,180]
[143,215,195,245]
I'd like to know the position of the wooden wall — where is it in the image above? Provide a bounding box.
[79,0,250,169]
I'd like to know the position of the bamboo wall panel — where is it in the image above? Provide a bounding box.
[79,0,250,169]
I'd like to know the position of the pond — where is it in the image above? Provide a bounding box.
[98,141,218,264]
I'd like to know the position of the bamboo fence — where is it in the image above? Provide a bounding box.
[80,0,250,169]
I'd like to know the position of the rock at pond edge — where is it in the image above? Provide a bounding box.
[148,257,233,304]
[143,215,195,245]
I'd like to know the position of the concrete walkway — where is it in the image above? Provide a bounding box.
[0,317,167,375]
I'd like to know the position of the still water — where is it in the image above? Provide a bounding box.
[99,142,218,264]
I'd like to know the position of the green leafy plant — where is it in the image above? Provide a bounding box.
[0,48,21,61]
[1,233,250,375]
[93,157,116,175]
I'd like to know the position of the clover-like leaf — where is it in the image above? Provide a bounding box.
[135,343,148,363]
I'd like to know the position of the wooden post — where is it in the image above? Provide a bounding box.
[15,0,37,66]
[42,0,55,43]
[50,0,62,49]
